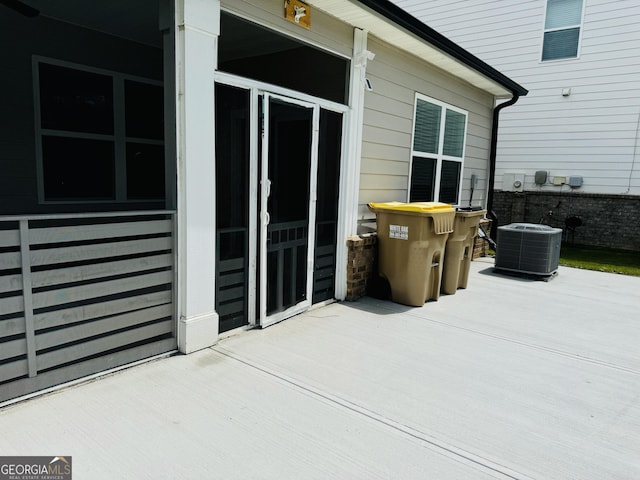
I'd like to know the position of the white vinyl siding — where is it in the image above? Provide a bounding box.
[393,0,640,196]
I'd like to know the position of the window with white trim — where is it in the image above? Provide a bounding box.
[409,94,467,205]
[541,0,584,61]
[35,59,164,202]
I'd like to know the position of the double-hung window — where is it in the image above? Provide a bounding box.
[542,0,584,61]
[409,94,467,205]
[35,58,165,202]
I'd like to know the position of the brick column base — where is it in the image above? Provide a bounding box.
[472,218,493,259]
[346,234,377,301]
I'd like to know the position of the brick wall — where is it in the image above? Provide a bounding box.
[493,191,640,251]
[345,234,377,301]
[473,218,492,259]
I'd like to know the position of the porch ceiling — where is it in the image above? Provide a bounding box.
[16,0,161,47]
[305,0,517,98]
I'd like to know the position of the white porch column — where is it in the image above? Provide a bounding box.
[175,0,220,353]
[335,28,369,300]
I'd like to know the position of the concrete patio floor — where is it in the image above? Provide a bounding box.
[1,257,639,479]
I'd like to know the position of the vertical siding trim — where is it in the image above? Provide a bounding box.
[19,220,37,378]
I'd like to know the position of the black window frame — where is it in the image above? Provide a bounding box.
[34,57,165,203]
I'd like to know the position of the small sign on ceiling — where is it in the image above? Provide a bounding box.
[285,0,311,30]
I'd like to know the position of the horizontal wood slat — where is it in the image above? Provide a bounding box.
[32,254,173,289]
[0,295,24,317]
[0,358,28,384]
[36,320,173,372]
[0,213,177,405]
[30,237,173,267]
[0,251,21,270]
[0,338,176,403]
[29,219,172,245]
[35,291,172,330]
[218,300,244,317]
[33,271,173,310]
[218,286,244,303]
[0,317,26,339]
[219,257,244,272]
[315,244,335,254]
[35,304,173,351]
[315,255,335,268]
[0,338,27,362]
[0,273,22,294]
[0,229,20,248]
[314,278,334,291]
[218,271,245,287]
[314,268,334,280]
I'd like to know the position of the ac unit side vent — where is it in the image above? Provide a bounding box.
[495,223,562,275]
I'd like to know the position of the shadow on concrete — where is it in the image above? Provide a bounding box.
[477,266,558,283]
[343,296,416,315]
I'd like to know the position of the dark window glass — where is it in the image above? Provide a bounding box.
[267,99,312,224]
[218,230,246,262]
[39,63,114,134]
[316,109,343,223]
[215,84,250,229]
[125,80,164,140]
[126,143,165,199]
[542,28,580,61]
[42,136,115,200]
[409,157,436,202]
[439,160,461,204]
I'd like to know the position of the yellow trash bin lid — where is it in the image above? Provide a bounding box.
[367,201,454,214]
[368,202,455,234]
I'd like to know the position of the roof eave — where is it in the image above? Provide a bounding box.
[306,0,528,98]
[356,0,527,97]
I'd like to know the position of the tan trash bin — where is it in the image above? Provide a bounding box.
[442,208,486,295]
[368,201,455,306]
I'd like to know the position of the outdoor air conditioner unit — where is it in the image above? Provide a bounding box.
[495,223,562,276]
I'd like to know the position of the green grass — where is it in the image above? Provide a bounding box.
[488,244,640,276]
[559,244,640,276]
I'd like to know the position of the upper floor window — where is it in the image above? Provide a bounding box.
[542,0,584,61]
[35,59,165,203]
[409,95,467,205]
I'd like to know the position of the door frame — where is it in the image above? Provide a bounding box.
[214,72,349,328]
[260,93,320,328]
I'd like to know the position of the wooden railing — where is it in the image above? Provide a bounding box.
[0,211,177,404]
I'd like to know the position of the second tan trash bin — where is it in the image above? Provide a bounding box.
[441,208,486,295]
[368,201,455,306]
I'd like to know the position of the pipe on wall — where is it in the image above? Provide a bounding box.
[487,92,520,238]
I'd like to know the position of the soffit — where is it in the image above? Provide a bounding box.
[305,0,514,97]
